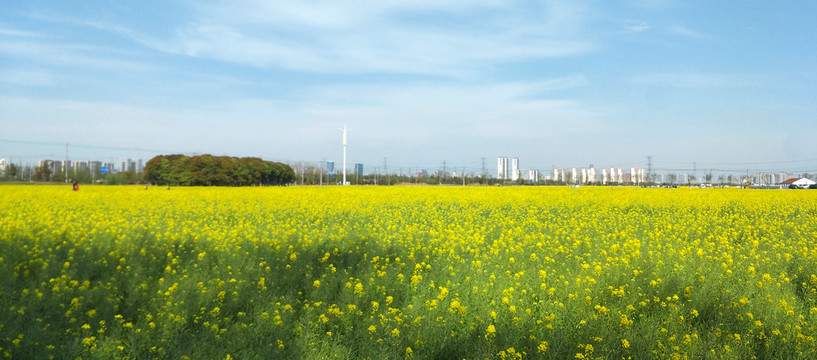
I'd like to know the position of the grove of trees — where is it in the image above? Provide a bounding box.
[142,154,295,186]
[33,160,54,182]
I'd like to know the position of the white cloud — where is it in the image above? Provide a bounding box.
[197,0,509,31]
[9,3,596,79]
[110,1,596,77]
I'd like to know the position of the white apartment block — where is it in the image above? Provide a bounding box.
[497,157,509,180]
[511,157,520,181]
[528,169,539,182]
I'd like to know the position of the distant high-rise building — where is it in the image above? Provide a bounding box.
[588,168,597,183]
[354,163,364,176]
[497,157,509,180]
[36,159,61,176]
[118,158,143,173]
[511,157,520,181]
[75,161,87,172]
[553,168,567,183]
[754,172,775,185]
[629,168,645,184]
[609,168,624,183]
[527,169,539,182]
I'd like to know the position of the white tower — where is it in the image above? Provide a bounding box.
[342,125,347,185]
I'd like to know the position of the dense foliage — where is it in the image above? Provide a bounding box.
[143,154,295,186]
[2,186,817,359]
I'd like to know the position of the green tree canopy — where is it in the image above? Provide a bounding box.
[143,154,295,186]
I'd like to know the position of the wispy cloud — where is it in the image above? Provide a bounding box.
[622,20,651,33]
[0,26,41,38]
[0,24,153,72]
[630,72,747,88]
[16,2,597,79]
[0,68,52,86]
[71,1,597,78]
[493,75,589,98]
[618,21,708,41]
[666,24,709,39]
[628,0,675,10]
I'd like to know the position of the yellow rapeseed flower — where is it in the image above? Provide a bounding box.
[485,324,496,339]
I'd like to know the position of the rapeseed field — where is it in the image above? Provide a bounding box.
[1,185,817,359]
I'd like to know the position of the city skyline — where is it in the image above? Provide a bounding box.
[1,1,816,173]
[2,150,814,185]
[2,135,817,178]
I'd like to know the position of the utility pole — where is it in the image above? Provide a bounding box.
[481,157,486,177]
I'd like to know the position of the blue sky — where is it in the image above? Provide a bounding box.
[1,0,815,174]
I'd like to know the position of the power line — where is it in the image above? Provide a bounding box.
[0,138,182,155]
[654,158,817,166]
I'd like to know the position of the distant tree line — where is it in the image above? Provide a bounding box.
[143,154,295,186]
